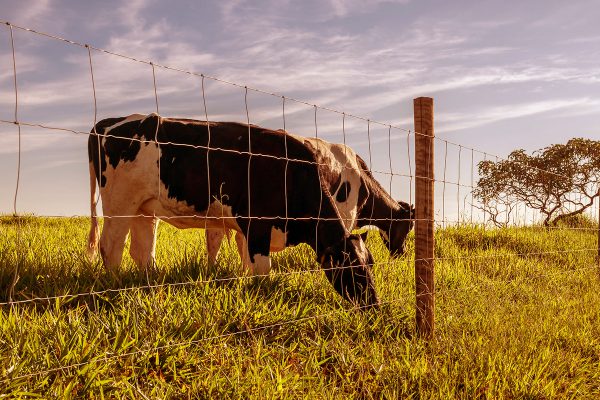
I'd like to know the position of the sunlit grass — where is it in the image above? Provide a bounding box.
[0,216,599,398]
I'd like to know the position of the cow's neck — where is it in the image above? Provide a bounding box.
[356,178,401,233]
[307,190,354,257]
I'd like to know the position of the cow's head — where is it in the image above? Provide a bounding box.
[319,234,380,307]
[382,201,415,257]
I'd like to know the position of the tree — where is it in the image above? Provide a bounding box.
[474,138,600,227]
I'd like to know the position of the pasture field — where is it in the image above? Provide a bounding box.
[0,216,599,399]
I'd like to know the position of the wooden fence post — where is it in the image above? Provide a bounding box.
[414,97,435,339]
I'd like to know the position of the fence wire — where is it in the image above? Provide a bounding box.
[1,21,599,389]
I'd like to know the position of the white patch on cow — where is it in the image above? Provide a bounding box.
[291,134,362,231]
[103,113,146,136]
[252,254,271,275]
[355,235,368,255]
[100,137,160,218]
[349,234,371,267]
[142,112,159,123]
[270,227,287,252]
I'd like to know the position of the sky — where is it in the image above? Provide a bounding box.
[0,0,599,221]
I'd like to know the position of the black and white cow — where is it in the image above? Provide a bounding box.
[206,136,414,265]
[87,113,379,306]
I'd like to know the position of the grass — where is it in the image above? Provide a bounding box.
[0,215,599,398]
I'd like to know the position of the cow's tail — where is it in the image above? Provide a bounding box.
[87,160,100,260]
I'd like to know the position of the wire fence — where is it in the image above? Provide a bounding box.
[1,21,599,387]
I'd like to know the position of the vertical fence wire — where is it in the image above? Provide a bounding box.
[442,141,448,228]
[388,125,394,251]
[8,23,21,304]
[150,62,161,220]
[457,145,462,224]
[366,120,376,227]
[482,152,487,227]
[406,131,413,214]
[282,96,289,240]
[341,113,348,231]
[470,148,474,225]
[313,105,323,253]
[341,112,349,257]
[149,62,161,281]
[245,87,252,269]
[86,45,103,209]
[387,124,395,280]
[9,24,20,216]
[201,75,212,235]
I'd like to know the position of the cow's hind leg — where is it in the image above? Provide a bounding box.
[129,216,159,271]
[206,228,226,265]
[99,217,131,272]
[239,223,272,276]
[234,231,251,272]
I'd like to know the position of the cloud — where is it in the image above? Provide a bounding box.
[560,35,600,45]
[4,0,599,141]
[6,1,598,148]
[439,98,597,133]
[325,0,411,19]
[2,0,52,25]
[0,126,72,155]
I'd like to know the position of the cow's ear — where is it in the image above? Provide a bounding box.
[397,200,414,219]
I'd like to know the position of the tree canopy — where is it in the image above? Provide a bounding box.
[474,138,600,227]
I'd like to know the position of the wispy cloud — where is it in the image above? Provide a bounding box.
[3,0,52,25]
[325,0,411,19]
[439,98,597,133]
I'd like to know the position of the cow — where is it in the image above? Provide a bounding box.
[206,135,414,266]
[87,113,379,306]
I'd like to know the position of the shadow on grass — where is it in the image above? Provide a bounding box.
[0,253,239,306]
[0,254,413,340]
[0,251,365,314]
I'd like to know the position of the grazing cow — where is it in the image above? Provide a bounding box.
[206,136,414,265]
[87,113,379,306]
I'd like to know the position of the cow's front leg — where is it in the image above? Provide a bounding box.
[236,224,272,276]
[206,228,226,265]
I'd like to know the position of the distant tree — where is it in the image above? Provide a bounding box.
[474,138,600,227]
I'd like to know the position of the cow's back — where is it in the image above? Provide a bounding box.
[90,114,330,233]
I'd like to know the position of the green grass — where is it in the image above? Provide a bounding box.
[0,216,599,399]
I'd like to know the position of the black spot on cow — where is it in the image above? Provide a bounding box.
[88,115,147,187]
[335,181,351,203]
[104,134,141,169]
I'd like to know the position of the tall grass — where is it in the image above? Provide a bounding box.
[0,216,599,398]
